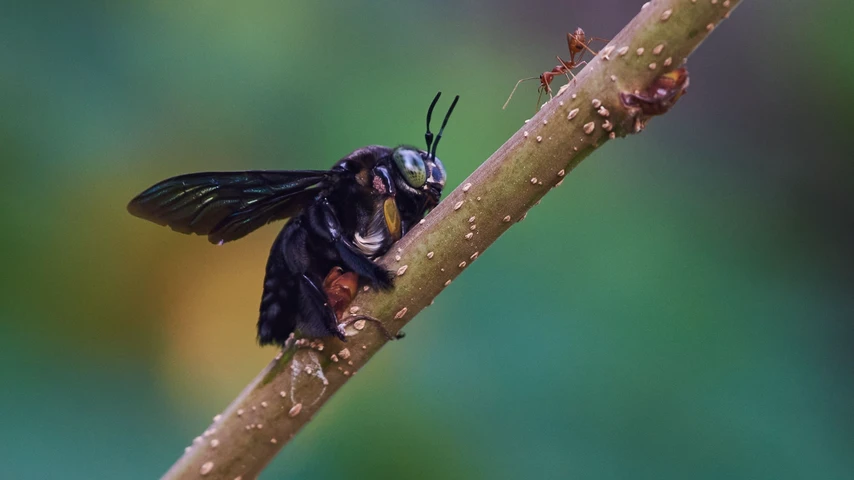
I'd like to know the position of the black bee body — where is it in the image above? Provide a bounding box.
[128,94,458,345]
[256,145,444,343]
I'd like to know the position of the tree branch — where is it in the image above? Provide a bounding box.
[163,1,742,478]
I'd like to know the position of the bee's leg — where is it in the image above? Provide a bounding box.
[335,240,394,289]
[257,224,300,346]
[339,315,405,340]
[296,273,347,340]
[309,199,394,289]
[260,219,344,342]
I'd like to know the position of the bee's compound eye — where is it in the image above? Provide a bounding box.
[393,149,427,188]
[430,157,446,186]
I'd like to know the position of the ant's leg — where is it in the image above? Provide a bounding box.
[556,56,573,82]
[535,88,544,111]
[582,37,609,57]
[339,315,405,340]
[558,57,587,85]
[568,31,604,59]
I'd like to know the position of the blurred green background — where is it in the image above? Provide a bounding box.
[2,0,852,478]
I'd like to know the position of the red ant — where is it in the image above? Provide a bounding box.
[503,28,608,110]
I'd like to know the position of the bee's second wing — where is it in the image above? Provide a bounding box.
[127,170,329,244]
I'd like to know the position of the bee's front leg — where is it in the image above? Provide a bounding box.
[308,199,394,290]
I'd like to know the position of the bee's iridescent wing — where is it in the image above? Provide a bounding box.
[128,170,329,244]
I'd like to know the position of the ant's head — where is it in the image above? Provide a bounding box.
[538,74,550,92]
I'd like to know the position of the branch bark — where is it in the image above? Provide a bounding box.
[163,1,742,478]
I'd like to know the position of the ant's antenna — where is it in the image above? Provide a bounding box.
[503,76,538,110]
[429,94,459,162]
[425,92,442,153]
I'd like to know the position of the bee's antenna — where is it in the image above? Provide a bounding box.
[425,92,442,153]
[429,95,459,162]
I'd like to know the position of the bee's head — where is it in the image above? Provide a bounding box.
[391,147,445,203]
[421,92,458,203]
[388,93,458,209]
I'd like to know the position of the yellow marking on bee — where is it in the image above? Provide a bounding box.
[384,197,402,241]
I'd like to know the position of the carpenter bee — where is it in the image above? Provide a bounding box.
[128,93,459,346]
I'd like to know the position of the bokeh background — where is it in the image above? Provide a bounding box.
[2,0,852,478]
